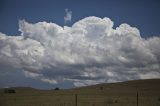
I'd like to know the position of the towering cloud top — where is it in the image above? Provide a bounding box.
[0,16,160,87]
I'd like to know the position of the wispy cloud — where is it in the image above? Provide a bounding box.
[64,8,72,24]
[0,16,160,87]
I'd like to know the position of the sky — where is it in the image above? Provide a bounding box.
[0,0,160,89]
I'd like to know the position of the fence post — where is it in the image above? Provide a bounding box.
[137,92,138,106]
[75,94,78,106]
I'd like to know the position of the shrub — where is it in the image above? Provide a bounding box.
[107,99,113,104]
[100,86,103,90]
[115,99,118,103]
[4,88,16,93]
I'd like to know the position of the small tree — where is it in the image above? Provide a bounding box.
[54,87,60,90]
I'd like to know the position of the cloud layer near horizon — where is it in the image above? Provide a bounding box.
[0,16,160,87]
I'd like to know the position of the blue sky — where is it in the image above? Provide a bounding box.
[0,0,160,37]
[0,0,160,89]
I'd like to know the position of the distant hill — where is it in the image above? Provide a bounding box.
[73,78,160,91]
[1,79,160,94]
[0,79,160,106]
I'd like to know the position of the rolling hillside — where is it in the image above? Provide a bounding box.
[0,79,160,106]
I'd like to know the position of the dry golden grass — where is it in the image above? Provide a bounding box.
[0,79,160,106]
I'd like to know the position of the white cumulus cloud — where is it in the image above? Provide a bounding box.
[0,16,160,87]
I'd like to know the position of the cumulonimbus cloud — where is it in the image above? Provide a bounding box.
[0,16,160,87]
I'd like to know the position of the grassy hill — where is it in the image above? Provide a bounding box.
[0,79,160,106]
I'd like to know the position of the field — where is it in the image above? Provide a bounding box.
[0,79,160,106]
